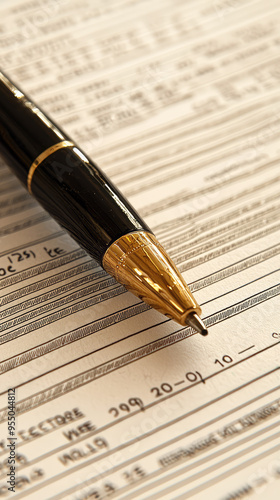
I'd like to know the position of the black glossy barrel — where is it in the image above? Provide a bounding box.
[0,72,150,263]
[31,146,150,262]
[0,72,67,185]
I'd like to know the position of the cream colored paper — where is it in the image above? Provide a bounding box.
[0,0,279,498]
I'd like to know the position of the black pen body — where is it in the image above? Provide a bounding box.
[30,146,150,262]
[0,72,150,263]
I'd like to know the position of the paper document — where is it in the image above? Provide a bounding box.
[0,0,279,498]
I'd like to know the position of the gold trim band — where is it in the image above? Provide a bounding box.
[27,140,74,193]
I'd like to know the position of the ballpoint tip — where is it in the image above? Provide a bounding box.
[186,312,208,336]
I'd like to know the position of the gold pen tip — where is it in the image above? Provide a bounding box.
[186,312,208,336]
[103,231,206,329]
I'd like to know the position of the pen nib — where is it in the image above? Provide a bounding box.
[186,312,208,336]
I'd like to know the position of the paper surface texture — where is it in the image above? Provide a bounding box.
[0,0,279,498]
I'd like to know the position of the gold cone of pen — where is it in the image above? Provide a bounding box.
[103,231,208,335]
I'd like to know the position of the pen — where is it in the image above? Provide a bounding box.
[0,71,208,336]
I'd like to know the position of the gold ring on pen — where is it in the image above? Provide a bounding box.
[27,140,74,193]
